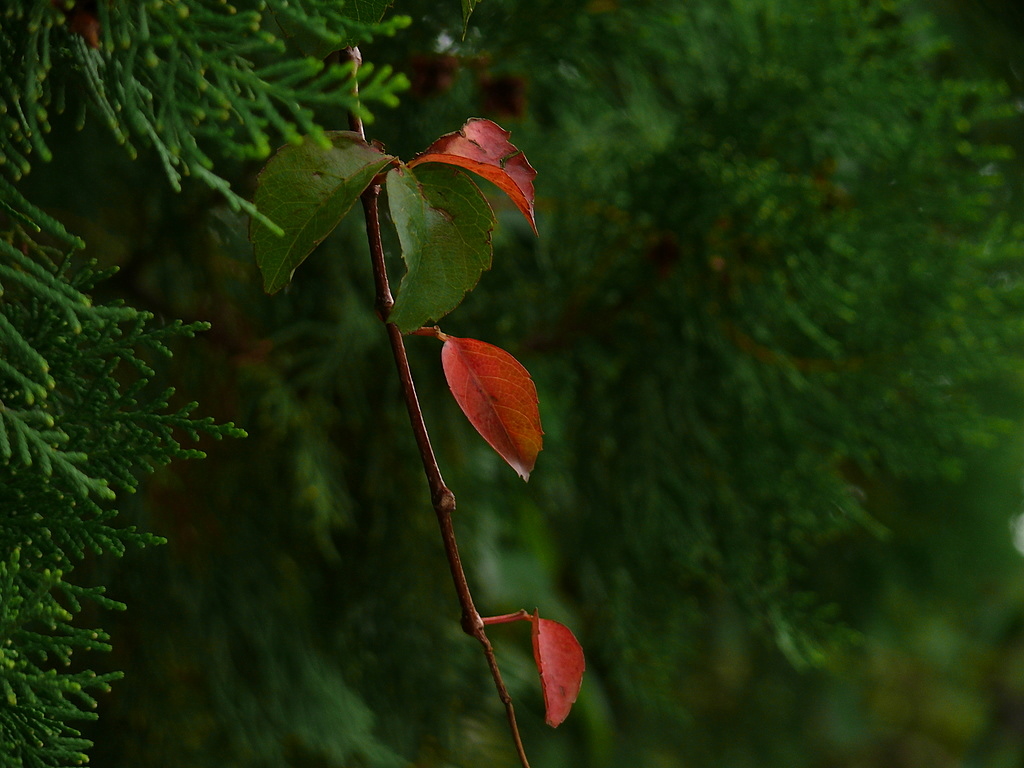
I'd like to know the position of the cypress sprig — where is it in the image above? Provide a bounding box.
[0,2,406,765]
[0,236,245,766]
[1,0,410,238]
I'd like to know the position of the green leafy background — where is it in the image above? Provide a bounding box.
[5,0,1024,766]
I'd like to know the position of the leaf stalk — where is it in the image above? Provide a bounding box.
[482,610,533,626]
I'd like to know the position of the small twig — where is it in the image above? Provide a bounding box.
[342,46,532,768]
[360,185,394,321]
[482,610,532,626]
[411,325,445,339]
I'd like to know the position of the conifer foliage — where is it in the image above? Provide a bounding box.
[0,236,244,767]
[0,1,403,765]
[1,0,408,238]
[4,0,1024,766]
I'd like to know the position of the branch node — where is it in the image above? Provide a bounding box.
[462,608,485,637]
[435,487,456,516]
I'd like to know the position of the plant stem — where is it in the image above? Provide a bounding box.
[482,610,532,626]
[343,47,532,768]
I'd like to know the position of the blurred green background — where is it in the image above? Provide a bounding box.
[19,0,1024,765]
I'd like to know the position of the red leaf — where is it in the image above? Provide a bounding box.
[531,611,585,727]
[440,335,542,480]
[408,118,538,234]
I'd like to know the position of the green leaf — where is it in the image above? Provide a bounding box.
[251,132,393,294]
[386,164,495,333]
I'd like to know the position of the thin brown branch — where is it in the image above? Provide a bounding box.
[342,48,393,320]
[361,185,394,320]
[343,46,532,768]
[385,320,532,768]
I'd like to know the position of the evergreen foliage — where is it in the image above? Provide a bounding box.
[459,0,1024,673]
[3,0,1024,766]
[0,0,408,764]
[1,0,409,240]
[0,233,245,767]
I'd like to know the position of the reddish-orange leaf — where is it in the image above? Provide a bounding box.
[531,611,586,728]
[440,335,542,481]
[408,118,538,234]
